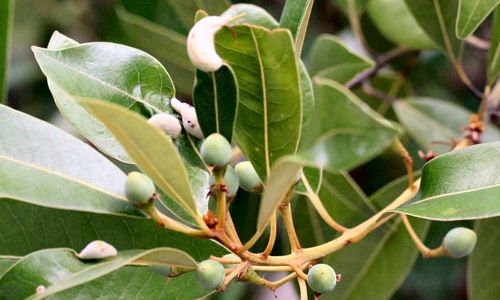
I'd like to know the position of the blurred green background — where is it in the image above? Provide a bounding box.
[4,1,492,299]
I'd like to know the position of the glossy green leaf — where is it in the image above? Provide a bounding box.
[0,0,14,101]
[404,0,462,56]
[366,0,436,49]
[34,32,175,163]
[83,100,201,220]
[395,142,500,220]
[161,0,230,32]
[215,25,303,180]
[0,257,16,276]
[488,9,500,83]
[468,217,500,300]
[394,98,500,154]
[279,0,315,55]
[0,104,138,216]
[221,4,279,29]
[115,4,194,95]
[324,175,429,300]
[193,66,237,141]
[0,199,225,259]
[456,0,499,39]
[0,248,196,299]
[222,5,315,142]
[301,78,398,172]
[307,34,374,83]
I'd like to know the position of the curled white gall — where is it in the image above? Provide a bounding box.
[187,16,226,72]
[77,240,117,260]
[147,113,182,138]
[170,98,204,139]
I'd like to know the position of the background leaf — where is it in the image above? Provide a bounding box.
[193,66,237,141]
[215,25,303,180]
[404,0,462,57]
[468,217,500,300]
[83,100,202,221]
[456,0,499,39]
[393,98,500,154]
[0,104,138,216]
[301,78,398,172]
[0,0,14,101]
[34,33,175,162]
[395,142,500,220]
[307,34,374,83]
[279,0,315,55]
[366,0,436,49]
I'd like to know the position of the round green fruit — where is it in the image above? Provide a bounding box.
[443,227,477,258]
[209,166,239,197]
[307,263,336,294]
[200,133,232,167]
[124,172,155,205]
[235,161,262,192]
[196,260,225,290]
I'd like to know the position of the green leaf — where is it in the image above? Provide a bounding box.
[0,104,138,216]
[404,0,462,57]
[488,9,500,83]
[302,78,398,172]
[395,142,500,220]
[215,25,303,180]
[456,0,499,39]
[366,0,437,49]
[115,4,195,95]
[0,199,225,258]
[0,0,14,101]
[324,175,429,300]
[279,0,315,55]
[0,248,197,299]
[307,34,374,83]
[45,267,207,300]
[193,66,237,141]
[82,100,201,221]
[221,4,279,29]
[393,98,500,154]
[468,217,500,300]
[0,257,16,276]
[33,33,175,163]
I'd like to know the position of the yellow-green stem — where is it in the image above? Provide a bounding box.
[280,204,302,252]
[261,212,277,258]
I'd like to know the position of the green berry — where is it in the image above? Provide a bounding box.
[443,227,477,258]
[307,264,336,294]
[151,264,172,277]
[196,260,225,290]
[222,253,241,269]
[209,166,240,197]
[235,161,262,192]
[124,172,155,205]
[200,133,232,167]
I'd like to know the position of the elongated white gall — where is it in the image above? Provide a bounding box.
[77,240,117,260]
[170,98,204,139]
[187,16,226,72]
[148,113,182,138]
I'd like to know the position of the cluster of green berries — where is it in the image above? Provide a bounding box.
[443,227,477,258]
[201,133,263,195]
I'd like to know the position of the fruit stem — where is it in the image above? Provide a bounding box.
[298,277,309,300]
[219,261,250,291]
[302,175,347,233]
[393,139,416,191]
[260,212,277,258]
[400,214,447,258]
[146,206,207,237]
[225,211,243,247]
[280,202,302,252]
[214,168,227,231]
